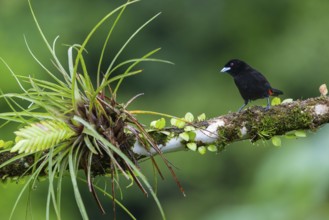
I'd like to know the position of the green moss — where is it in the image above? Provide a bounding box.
[215,125,241,150]
[148,131,172,146]
[221,125,243,142]
[248,105,313,142]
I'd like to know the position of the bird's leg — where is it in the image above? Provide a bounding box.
[238,100,249,112]
[265,97,270,110]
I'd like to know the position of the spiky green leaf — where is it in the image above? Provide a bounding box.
[11,120,75,154]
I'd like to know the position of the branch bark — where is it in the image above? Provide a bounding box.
[1,96,329,179]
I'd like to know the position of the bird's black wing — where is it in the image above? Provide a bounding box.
[249,69,271,89]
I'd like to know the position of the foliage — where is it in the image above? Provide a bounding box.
[11,120,75,154]
[0,1,176,219]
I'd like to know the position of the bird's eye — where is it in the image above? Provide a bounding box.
[230,62,234,66]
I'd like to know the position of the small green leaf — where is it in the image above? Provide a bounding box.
[198,146,206,155]
[282,98,293,104]
[188,131,196,141]
[184,126,195,132]
[170,118,185,128]
[186,142,197,151]
[150,118,166,129]
[158,118,166,129]
[150,121,157,128]
[295,130,306,137]
[271,97,281,106]
[184,112,194,122]
[0,140,14,149]
[179,132,190,141]
[170,118,176,126]
[285,132,296,139]
[207,145,218,152]
[271,136,281,147]
[160,131,171,136]
[197,113,206,121]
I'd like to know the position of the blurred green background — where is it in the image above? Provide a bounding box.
[1,0,329,219]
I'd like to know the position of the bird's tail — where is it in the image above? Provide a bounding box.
[269,88,283,96]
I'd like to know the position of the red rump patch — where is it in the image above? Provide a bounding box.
[268,89,273,95]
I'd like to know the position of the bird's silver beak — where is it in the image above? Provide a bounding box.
[220,67,231,73]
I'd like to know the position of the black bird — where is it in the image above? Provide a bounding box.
[220,59,283,112]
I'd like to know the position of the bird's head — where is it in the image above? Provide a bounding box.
[220,59,247,76]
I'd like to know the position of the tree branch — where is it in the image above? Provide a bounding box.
[133,96,329,155]
[1,96,329,179]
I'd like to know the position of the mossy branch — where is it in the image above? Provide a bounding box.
[1,96,328,179]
